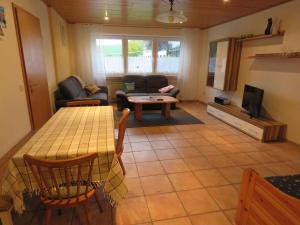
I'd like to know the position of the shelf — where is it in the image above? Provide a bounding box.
[248,52,300,59]
[239,32,285,42]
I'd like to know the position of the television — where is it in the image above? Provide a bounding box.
[242,85,264,118]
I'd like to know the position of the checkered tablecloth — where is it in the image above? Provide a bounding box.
[1,106,127,213]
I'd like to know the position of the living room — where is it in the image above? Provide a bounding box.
[0,0,300,225]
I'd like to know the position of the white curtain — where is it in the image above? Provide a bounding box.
[178,29,201,100]
[71,24,107,85]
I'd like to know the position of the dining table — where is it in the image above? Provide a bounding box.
[1,106,127,213]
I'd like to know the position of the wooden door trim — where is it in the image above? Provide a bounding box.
[12,3,34,130]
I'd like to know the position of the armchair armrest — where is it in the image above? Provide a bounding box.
[98,86,108,94]
[169,88,180,97]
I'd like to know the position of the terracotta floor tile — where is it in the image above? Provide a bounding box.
[169,139,192,148]
[194,169,229,187]
[122,152,135,163]
[189,212,232,225]
[218,167,244,184]
[165,133,184,140]
[140,175,174,195]
[127,128,145,136]
[125,177,144,198]
[247,152,278,163]
[240,165,275,177]
[168,172,203,191]
[263,163,297,176]
[215,144,240,154]
[131,142,153,151]
[137,162,165,177]
[186,138,211,147]
[115,196,151,224]
[224,209,237,225]
[197,146,222,156]
[206,155,236,168]
[133,151,158,163]
[153,217,192,225]
[176,147,203,158]
[226,153,258,166]
[125,163,139,178]
[155,149,181,160]
[143,127,163,135]
[151,140,173,150]
[124,143,132,152]
[207,185,239,210]
[146,193,186,220]
[161,159,190,173]
[178,189,219,215]
[180,131,200,139]
[129,135,149,143]
[147,134,167,141]
[184,157,213,171]
[159,126,179,133]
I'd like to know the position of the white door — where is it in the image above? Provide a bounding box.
[213,41,229,90]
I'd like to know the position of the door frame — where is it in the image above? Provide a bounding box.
[12,3,41,130]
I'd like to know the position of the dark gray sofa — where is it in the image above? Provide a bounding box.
[116,75,180,111]
[55,76,109,110]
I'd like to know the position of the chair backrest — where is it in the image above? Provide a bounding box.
[66,100,101,107]
[23,153,98,200]
[116,108,130,156]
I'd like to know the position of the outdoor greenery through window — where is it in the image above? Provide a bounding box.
[157,40,181,73]
[96,39,124,74]
[95,37,181,75]
[128,40,153,73]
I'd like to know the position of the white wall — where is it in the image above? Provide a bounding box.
[198,1,300,144]
[0,0,56,157]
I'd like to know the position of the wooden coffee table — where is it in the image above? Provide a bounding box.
[127,96,179,121]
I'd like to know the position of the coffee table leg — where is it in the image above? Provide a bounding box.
[135,104,142,121]
[162,103,171,119]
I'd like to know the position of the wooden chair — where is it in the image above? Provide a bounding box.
[66,100,101,107]
[23,153,102,225]
[115,108,130,175]
[236,168,300,225]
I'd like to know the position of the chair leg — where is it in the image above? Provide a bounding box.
[118,157,126,175]
[94,192,103,213]
[83,202,91,225]
[44,207,52,225]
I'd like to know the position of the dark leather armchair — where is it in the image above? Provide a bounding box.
[116,75,180,111]
[55,76,109,110]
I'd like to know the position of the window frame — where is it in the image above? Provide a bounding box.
[95,35,181,76]
[156,38,182,75]
[95,36,125,76]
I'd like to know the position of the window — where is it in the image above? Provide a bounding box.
[157,40,181,73]
[96,39,124,74]
[128,40,153,73]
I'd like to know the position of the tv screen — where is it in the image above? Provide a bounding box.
[242,85,264,118]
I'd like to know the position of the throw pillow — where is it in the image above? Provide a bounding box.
[85,84,101,95]
[124,82,135,92]
[159,85,175,93]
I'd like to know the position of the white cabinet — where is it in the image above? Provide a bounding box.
[207,105,264,140]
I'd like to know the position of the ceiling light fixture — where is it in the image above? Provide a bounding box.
[155,0,187,24]
[104,10,109,21]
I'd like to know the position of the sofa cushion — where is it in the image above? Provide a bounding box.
[146,75,168,93]
[59,77,87,99]
[86,92,109,105]
[123,75,146,93]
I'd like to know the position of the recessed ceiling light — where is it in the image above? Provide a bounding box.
[104,10,109,21]
[223,0,230,3]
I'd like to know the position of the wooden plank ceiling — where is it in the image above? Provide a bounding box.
[42,0,291,29]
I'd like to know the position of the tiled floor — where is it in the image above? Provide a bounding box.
[12,102,300,225]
